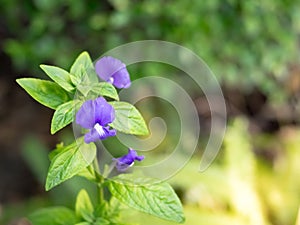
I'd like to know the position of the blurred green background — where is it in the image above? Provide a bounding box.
[0,0,300,224]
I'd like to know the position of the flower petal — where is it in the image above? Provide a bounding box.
[95,56,124,81]
[113,148,144,172]
[95,56,131,89]
[94,97,115,125]
[111,68,131,89]
[135,155,145,161]
[84,126,117,143]
[114,161,134,172]
[103,126,117,137]
[118,149,136,164]
[76,99,96,129]
[84,128,100,143]
[100,126,116,139]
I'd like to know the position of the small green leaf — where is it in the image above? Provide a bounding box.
[94,202,109,218]
[75,223,90,225]
[94,218,110,225]
[40,65,75,92]
[75,189,94,222]
[87,82,119,100]
[45,138,96,191]
[108,174,185,223]
[28,206,77,225]
[109,101,149,135]
[74,77,95,97]
[16,78,70,109]
[70,64,94,88]
[70,51,98,85]
[70,51,93,75]
[51,100,82,134]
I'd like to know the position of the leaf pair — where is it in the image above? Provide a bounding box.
[29,189,127,225]
[75,190,123,225]
[16,52,93,133]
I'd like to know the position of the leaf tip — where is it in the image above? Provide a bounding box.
[39,64,46,69]
[50,118,57,135]
[80,51,89,56]
[39,64,50,73]
[50,128,56,135]
[178,215,186,223]
[45,181,52,191]
[15,78,26,86]
[143,127,150,136]
[15,79,23,88]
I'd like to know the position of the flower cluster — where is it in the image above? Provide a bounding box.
[76,56,144,172]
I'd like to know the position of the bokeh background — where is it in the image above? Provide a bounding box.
[1,0,300,224]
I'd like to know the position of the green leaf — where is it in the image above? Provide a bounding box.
[109,101,149,135]
[94,218,110,225]
[16,78,70,109]
[45,138,96,191]
[48,142,65,161]
[70,51,98,86]
[77,166,96,181]
[75,223,90,225]
[69,68,89,88]
[75,189,94,222]
[94,202,109,218]
[28,206,77,225]
[108,174,185,223]
[87,82,119,100]
[70,51,93,76]
[40,64,75,92]
[51,100,82,134]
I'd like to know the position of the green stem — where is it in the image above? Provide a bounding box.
[92,157,105,203]
[98,183,104,203]
[93,156,100,174]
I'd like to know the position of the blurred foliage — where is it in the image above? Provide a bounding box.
[122,118,300,225]
[1,0,300,102]
[0,134,97,224]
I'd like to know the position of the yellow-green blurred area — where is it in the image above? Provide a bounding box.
[1,0,300,225]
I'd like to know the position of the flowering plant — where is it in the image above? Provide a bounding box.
[16,52,185,225]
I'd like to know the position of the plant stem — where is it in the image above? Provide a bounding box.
[99,185,104,204]
[92,157,105,203]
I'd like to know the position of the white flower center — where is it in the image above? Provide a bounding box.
[94,123,105,137]
[107,77,114,84]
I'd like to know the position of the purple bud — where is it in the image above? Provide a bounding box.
[113,148,145,172]
[95,56,131,89]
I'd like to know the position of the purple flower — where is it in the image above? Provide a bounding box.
[76,97,116,143]
[95,56,131,89]
[113,148,145,172]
